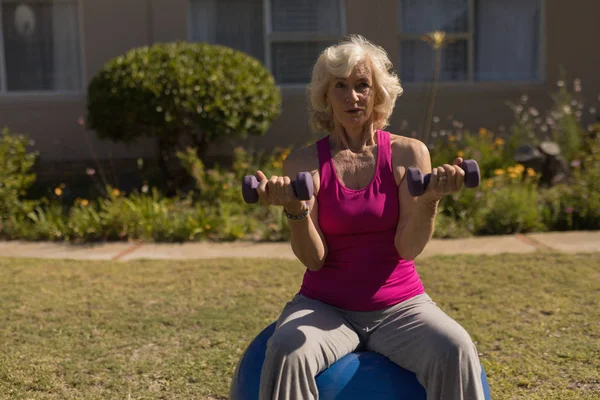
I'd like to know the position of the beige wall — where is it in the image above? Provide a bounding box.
[1,0,599,166]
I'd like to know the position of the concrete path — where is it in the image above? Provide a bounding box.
[0,231,598,262]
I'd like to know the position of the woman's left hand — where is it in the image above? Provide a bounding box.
[423,157,466,200]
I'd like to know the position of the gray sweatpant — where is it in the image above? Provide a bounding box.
[259,293,485,400]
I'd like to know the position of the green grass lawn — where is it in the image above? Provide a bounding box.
[0,252,598,399]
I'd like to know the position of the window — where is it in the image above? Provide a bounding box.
[189,0,345,84]
[398,0,543,83]
[0,0,83,93]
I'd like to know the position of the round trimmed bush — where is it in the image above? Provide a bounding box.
[86,41,281,165]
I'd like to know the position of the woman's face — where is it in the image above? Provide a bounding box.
[326,61,375,130]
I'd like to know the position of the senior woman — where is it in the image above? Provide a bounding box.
[253,35,485,400]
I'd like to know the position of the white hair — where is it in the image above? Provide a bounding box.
[307,34,404,133]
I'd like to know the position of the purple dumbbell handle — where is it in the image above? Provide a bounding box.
[242,172,314,204]
[407,159,481,197]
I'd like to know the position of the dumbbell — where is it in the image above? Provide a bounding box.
[242,172,314,204]
[407,159,480,197]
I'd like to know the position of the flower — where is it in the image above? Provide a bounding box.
[457,151,464,157]
[494,169,505,176]
[571,160,581,168]
[515,164,525,173]
[565,207,574,214]
[448,135,456,142]
[141,185,149,193]
[281,148,292,160]
[484,180,494,189]
[527,168,536,177]
[421,31,450,49]
[479,128,487,137]
[80,199,89,207]
[54,188,63,196]
[494,138,505,146]
[112,188,121,197]
[86,168,95,176]
[507,165,523,179]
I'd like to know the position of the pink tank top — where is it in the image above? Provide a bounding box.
[298,129,425,311]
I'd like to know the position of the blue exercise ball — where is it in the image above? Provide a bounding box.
[230,322,492,399]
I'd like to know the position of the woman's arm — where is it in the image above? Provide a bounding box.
[282,148,328,271]
[393,139,464,260]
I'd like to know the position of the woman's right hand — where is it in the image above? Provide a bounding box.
[255,170,306,213]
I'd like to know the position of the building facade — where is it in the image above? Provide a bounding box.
[0,0,599,172]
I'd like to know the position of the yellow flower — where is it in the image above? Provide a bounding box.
[527,168,536,177]
[449,135,456,142]
[494,138,505,146]
[81,199,89,207]
[479,128,487,137]
[457,151,464,157]
[484,180,494,189]
[494,169,505,176]
[112,188,121,197]
[54,188,63,196]
[515,164,525,173]
[222,183,229,190]
[421,31,448,50]
[508,172,519,179]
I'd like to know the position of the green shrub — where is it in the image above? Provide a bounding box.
[177,145,292,241]
[539,137,600,230]
[87,41,282,176]
[430,128,513,180]
[473,166,545,235]
[0,128,38,222]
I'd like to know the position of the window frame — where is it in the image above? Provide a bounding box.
[0,0,86,97]
[264,0,346,87]
[187,0,347,87]
[398,0,546,87]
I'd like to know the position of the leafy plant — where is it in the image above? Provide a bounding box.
[87,41,282,188]
[0,128,38,221]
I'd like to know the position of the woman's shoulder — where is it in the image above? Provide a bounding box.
[388,132,430,168]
